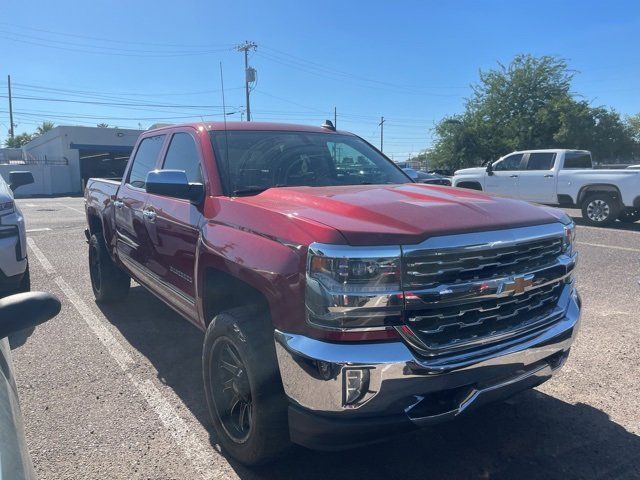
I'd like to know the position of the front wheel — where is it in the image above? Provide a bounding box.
[618,208,640,224]
[581,193,620,227]
[203,307,290,466]
[88,233,130,302]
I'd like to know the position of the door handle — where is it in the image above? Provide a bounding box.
[113,200,124,209]
[509,174,519,178]
[142,209,157,222]
[544,174,554,178]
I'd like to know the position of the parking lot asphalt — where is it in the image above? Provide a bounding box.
[10,196,640,480]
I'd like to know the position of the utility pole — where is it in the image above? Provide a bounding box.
[379,116,385,152]
[333,107,337,129]
[7,75,14,140]
[236,41,257,121]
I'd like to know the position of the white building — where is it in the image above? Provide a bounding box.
[0,126,143,196]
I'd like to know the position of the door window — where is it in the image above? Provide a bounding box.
[493,154,523,171]
[162,133,203,183]
[527,152,556,170]
[127,135,166,188]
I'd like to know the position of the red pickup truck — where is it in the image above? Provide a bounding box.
[85,122,581,465]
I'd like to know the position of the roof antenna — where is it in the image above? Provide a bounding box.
[219,62,231,194]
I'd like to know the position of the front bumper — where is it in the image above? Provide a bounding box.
[0,209,27,287]
[275,287,581,450]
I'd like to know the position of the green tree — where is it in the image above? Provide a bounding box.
[34,121,55,136]
[4,132,33,148]
[430,54,638,169]
[627,113,640,143]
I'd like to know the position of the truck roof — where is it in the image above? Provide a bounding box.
[146,121,352,135]
[508,148,590,155]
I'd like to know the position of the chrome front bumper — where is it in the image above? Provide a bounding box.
[275,286,581,428]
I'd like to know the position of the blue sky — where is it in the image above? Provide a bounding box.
[2,0,639,159]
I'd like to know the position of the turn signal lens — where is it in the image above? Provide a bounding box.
[563,222,576,254]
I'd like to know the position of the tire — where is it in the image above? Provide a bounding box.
[581,193,620,227]
[618,208,640,224]
[202,306,290,466]
[88,233,130,302]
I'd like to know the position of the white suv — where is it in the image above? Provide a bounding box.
[0,172,34,295]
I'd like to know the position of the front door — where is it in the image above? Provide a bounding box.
[144,130,205,318]
[115,134,166,273]
[517,152,557,204]
[485,153,524,198]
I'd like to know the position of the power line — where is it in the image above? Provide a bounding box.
[256,50,463,97]
[261,45,469,92]
[0,94,228,109]
[0,30,231,57]
[11,82,244,99]
[0,22,230,49]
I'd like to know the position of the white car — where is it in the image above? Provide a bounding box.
[0,172,34,295]
[452,149,640,226]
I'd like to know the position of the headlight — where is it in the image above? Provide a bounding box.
[305,243,403,330]
[0,201,15,216]
[562,222,576,255]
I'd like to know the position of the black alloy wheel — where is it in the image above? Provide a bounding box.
[210,338,253,443]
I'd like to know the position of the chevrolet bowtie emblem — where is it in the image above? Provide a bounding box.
[501,273,535,295]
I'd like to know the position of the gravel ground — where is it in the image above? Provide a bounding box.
[9,197,640,480]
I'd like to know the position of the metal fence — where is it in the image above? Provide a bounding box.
[0,155,68,166]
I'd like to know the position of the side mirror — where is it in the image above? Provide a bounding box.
[486,163,494,176]
[9,171,34,192]
[0,292,61,339]
[145,170,204,204]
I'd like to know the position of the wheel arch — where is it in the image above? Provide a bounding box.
[455,181,483,191]
[196,226,305,331]
[201,267,271,328]
[577,184,622,206]
[86,207,103,235]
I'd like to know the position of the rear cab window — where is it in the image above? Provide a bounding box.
[563,151,593,169]
[126,135,166,188]
[526,152,556,170]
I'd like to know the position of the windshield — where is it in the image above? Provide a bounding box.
[209,131,411,195]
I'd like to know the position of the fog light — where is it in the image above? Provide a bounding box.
[343,368,370,406]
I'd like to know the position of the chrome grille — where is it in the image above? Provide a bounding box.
[403,237,563,289]
[399,224,574,356]
[405,281,565,352]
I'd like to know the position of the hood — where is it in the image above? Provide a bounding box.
[454,167,486,175]
[236,184,564,246]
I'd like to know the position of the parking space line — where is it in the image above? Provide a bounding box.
[27,237,230,480]
[577,241,640,253]
[65,205,85,214]
[26,237,55,274]
[26,228,52,233]
[577,225,640,236]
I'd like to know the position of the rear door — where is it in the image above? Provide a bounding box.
[115,134,166,271]
[518,152,557,203]
[485,153,523,197]
[143,130,205,318]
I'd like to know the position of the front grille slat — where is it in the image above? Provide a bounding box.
[401,234,568,355]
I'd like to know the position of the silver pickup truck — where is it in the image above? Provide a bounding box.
[453,149,640,226]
